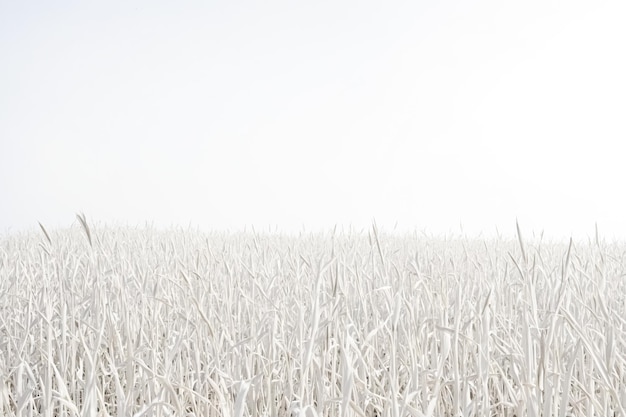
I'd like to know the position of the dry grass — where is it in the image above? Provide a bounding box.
[1,220,625,416]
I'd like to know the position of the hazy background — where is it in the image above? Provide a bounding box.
[2,0,625,240]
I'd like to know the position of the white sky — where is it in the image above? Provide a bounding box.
[1,0,625,240]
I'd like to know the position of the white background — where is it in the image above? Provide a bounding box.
[2,0,625,240]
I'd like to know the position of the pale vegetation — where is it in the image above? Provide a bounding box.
[1,216,625,416]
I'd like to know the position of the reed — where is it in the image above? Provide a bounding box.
[0,221,624,416]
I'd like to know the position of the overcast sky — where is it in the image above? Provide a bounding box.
[1,0,625,240]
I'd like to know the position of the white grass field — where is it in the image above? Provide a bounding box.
[1,219,625,416]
